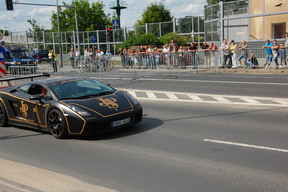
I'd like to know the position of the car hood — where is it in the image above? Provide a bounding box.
[61,91,134,117]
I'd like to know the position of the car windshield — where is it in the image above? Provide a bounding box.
[49,79,115,100]
[10,51,31,59]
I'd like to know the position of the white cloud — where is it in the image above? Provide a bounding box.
[184,3,205,16]
[0,0,205,31]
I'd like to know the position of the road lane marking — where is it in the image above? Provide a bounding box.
[240,98,261,104]
[122,89,288,106]
[188,95,203,102]
[146,91,157,99]
[166,93,179,100]
[204,139,288,153]
[213,96,232,103]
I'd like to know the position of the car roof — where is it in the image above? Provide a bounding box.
[33,77,89,85]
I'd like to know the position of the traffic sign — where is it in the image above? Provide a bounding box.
[1,41,5,45]
[90,36,97,43]
[112,20,120,28]
[0,61,7,77]
[0,46,6,62]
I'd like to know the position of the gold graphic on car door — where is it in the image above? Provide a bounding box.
[20,101,29,117]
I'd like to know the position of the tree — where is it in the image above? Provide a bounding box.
[27,19,45,32]
[135,2,173,26]
[159,32,190,46]
[50,0,110,32]
[118,33,161,49]
[206,0,234,6]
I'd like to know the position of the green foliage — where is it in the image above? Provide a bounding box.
[51,0,110,32]
[159,32,190,46]
[27,19,45,32]
[206,0,234,6]
[118,33,161,49]
[135,2,173,26]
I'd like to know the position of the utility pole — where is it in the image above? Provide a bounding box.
[56,0,63,67]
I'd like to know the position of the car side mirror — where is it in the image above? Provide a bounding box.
[30,94,44,101]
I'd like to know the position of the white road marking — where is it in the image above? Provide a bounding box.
[213,96,232,103]
[146,91,157,99]
[204,139,288,153]
[187,95,203,102]
[121,89,288,106]
[166,93,179,100]
[274,100,288,105]
[240,98,262,104]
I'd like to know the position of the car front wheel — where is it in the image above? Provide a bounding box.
[0,102,8,127]
[48,109,67,139]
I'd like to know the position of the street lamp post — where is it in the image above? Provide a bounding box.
[56,0,63,68]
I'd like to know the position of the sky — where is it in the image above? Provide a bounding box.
[0,0,206,32]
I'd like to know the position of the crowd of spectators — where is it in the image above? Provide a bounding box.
[72,36,288,70]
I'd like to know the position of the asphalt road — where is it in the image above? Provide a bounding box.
[0,73,288,192]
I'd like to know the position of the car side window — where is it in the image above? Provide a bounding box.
[17,84,31,94]
[27,84,53,101]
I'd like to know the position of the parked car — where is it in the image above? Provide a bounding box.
[30,49,49,63]
[5,46,38,74]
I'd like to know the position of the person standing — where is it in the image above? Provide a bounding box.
[209,42,218,68]
[178,46,186,69]
[271,40,280,69]
[262,39,273,69]
[105,49,112,69]
[51,50,58,72]
[229,40,238,69]
[201,41,210,68]
[279,43,287,68]
[74,48,81,68]
[68,49,75,68]
[188,42,198,68]
[162,44,171,69]
[220,39,230,68]
[153,47,160,69]
[139,46,147,69]
[237,40,248,67]
[84,48,89,64]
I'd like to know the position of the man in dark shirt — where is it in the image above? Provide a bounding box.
[188,42,198,68]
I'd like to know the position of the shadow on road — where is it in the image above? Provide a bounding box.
[76,116,163,141]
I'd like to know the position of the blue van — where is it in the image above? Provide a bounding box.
[5,46,38,73]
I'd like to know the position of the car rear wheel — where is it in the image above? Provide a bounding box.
[0,102,8,127]
[48,109,67,139]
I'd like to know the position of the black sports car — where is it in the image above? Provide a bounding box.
[0,75,142,138]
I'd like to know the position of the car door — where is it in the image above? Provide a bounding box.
[26,84,50,128]
[9,84,49,128]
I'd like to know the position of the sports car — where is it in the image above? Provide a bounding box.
[0,74,143,138]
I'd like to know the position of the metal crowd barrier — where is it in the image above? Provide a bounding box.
[8,65,42,76]
[119,51,220,69]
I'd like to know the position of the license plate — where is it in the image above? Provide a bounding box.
[111,117,130,127]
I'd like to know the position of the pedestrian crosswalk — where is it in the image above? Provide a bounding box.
[123,89,288,106]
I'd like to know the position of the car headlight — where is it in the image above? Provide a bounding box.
[126,92,139,105]
[67,105,92,117]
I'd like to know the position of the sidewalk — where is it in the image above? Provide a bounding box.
[0,158,116,192]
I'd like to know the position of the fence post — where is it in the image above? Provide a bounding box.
[173,18,176,33]
[42,31,45,49]
[52,32,55,52]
